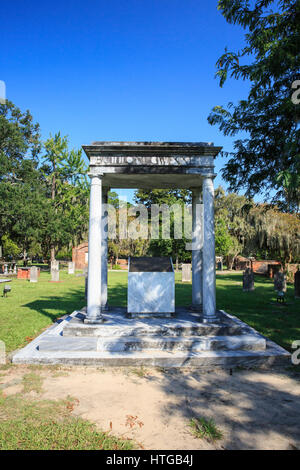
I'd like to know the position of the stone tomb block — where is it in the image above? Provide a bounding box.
[181,263,191,282]
[127,257,175,317]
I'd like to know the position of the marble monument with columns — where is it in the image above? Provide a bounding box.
[12,142,290,368]
[83,141,220,323]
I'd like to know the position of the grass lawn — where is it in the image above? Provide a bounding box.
[0,269,299,353]
[0,390,134,450]
[0,269,299,450]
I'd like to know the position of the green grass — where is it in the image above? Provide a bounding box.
[0,269,299,353]
[22,372,44,393]
[189,417,223,442]
[0,392,134,450]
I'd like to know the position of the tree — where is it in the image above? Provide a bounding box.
[0,101,44,262]
[208,0,300,211]
[42,133,89,261]
[247,204,300,266]
[134,189,192,267]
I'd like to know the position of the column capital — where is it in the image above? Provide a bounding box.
[88,172,104,180]
[202,173,217,181]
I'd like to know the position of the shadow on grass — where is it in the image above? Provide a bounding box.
[23,287,86,323]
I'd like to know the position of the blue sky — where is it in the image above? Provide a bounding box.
[1,0,251,202]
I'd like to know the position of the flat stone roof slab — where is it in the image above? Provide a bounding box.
[83,141,222,189]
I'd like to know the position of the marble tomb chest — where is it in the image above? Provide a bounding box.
[127,257,175,317]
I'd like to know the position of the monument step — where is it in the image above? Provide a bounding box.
[38,334,266,353]
[63,321,243,338]
[14,346,290,369]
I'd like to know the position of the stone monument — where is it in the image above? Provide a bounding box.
[274,271,287,293]
[82,141,221,324]
[294,269,300,299]
[181,263,191,282]
[68,262,75,274]
[30,266,38,283]
[243,267,254,292]
[127,257,175,317]
[51,260,59,272]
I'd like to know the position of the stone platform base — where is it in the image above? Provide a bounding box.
[12,307,290,369]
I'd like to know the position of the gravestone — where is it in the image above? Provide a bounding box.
[128,257,175,317]
[274,271,287,293]
[13,263,17,274]
[51,260,59,282]
[68,262,75,274]
[51,260,59,271]
[51,269,59,282]
[181,263,191,282]
[243,268,254,292]
[30,266,38,283]
[3,264,8,275]
[294,270,300,299]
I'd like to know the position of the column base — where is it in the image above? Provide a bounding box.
[190,303,203,312]
[202,314,219,324]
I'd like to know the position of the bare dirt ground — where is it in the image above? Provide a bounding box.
[1,364,300,450]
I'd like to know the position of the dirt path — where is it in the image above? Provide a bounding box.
[1,365,300,450]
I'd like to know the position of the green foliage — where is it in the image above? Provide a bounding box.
[208,0,300,211]
[134,189,192,264]
[42,133,89,259]
[1,235,20,258]
[189,417,223,441]
[215,219,237,257]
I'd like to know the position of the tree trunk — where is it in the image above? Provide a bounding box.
[50,246,55,263]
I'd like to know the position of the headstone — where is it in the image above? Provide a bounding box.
[30,266,38,283]
[3,264,8,275]
[51,260,59,282]
[294,270,300,299]
[13,263,17,274]
[51,260,59,271]
[51,268,59,282]
[243,268,254,291]
[181,263,191,282]
[8,264,13,274]
[68,261,75,274]
[274,271,287,293]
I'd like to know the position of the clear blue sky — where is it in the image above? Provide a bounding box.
[1,0,251,202]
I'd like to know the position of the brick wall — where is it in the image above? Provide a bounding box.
[72,242,88,270]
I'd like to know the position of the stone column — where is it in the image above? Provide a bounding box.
[202,175,217,322]
[191,188,203,311]
[85,173,103,323]
[101,187,108,310]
